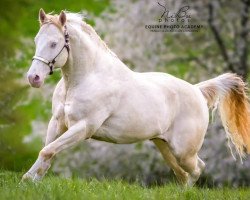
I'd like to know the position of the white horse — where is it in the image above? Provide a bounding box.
[23,9,250,186]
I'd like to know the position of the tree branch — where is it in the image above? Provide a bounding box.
[237,0,250,79]
[207,1,235,72]
[166,56,209,71]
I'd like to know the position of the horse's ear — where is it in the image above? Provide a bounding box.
[39,8,47,24]
[59,11,67,26]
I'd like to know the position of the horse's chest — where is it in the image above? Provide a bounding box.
[63,98,98,128]
[63,103,80,128]
[53,99,77,128]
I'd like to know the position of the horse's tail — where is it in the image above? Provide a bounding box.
[197,73,250,157]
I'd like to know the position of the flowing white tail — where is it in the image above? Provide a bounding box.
[197,73,250,157]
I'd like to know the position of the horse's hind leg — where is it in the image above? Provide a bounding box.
[167,112,208,186]
[152,138,188,185]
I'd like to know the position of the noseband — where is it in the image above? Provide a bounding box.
[32,25,70,75]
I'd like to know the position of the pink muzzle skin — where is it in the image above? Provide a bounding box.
[27,73,42,88]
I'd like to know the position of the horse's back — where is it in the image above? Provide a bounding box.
[135,72,206,109]
[137,72,207,112]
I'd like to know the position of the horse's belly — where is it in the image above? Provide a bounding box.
[93,125,159,144]
[93,108,169,144]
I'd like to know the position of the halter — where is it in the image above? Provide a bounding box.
[32,25,70,75]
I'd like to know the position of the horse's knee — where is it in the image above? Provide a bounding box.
[184,157,206,186]
[176,155,195,172]
[39,148,55,161]
[177,155,203,178]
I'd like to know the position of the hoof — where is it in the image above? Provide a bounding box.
[21,172,43,183]
[21,172,34,182]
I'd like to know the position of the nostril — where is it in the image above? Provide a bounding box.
[27,73,42,87]
[34,75,40,82]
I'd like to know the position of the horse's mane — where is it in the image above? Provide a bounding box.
[43,12,115,55]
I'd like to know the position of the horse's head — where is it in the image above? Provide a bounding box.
[27,9,69,88]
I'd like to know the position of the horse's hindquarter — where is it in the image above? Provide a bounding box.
[151,73,209,153]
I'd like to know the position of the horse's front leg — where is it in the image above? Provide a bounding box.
[45,116,67,146]
[33,120,87,180]
[22,116,66,181]
[22,119,87,182]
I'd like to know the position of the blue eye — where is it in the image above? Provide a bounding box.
[51,42,57,48]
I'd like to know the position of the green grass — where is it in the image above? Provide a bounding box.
[0,171,250,200]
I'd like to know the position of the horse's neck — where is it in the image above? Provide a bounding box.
[61,24,132,89]
[61,25,102,88]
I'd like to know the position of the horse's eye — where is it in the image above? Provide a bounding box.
[50,42,57,48]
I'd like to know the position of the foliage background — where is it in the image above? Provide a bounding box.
[0,0,250,187]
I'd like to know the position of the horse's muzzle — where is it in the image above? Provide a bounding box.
[27,73,43,88]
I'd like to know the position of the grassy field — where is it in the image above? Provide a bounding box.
[0,171,250,200]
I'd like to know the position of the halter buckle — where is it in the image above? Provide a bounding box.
[48,60,55,75]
